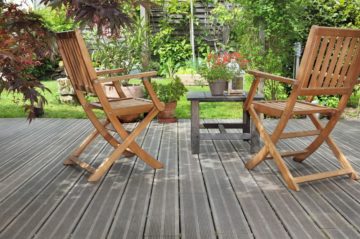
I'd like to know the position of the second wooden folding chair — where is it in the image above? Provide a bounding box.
[244,26,360,191]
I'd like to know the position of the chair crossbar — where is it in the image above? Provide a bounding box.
[278,130,320,139]
[293,168,354,184]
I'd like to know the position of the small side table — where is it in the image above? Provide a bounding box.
[187,91,264,154]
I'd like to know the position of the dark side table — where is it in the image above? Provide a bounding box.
[187,91,264,154]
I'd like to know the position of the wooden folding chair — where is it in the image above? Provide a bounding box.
[56,30,165,182]
[244,26,360,191]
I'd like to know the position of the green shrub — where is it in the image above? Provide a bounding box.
[84,17,146,75]
[24,58,59,80]
[34,7,75,32]
[149,76,188,103]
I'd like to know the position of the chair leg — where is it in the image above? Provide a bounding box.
[293,113,340,162]
[245,146,269,169]
[64,119,113,165]
[301,114,359,180]
[88,108,162,182]
[245,108,270,169]
[246,106,299,191]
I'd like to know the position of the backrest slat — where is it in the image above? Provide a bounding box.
[56,30,97,93]
[299,32,322,88]
[321,37,344,87]
[308,36,330,88]
[329,37,351,87]
[337,37,360,87]
[298,26,360,96]
[316,37,336,87]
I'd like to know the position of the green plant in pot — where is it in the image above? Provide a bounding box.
[150,76,187,123]
[199,52,237,96]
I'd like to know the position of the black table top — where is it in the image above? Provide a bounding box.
[186,91,264,102]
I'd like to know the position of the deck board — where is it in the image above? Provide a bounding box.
[0,118,360,239]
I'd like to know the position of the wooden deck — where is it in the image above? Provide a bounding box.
[1,118,360,239]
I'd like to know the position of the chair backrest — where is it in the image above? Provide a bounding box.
[56,30,97,93]
[297,26,360,97]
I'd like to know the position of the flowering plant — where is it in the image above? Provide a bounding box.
[199,51,248,83]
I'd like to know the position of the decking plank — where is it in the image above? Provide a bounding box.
[0,120,90,201]
[144,123,179,238]
[213,139,291,239]
[107,122,163,239]
[279,121,360,233]
[70,123,148,239]
[0,136,108,239]
[0,120,82,180]
[0,118,360,239]
[260,120,360,238]
[33,123,145,239]
[178,119,216,239]
[199,135,253,238]
[0,120,92,235]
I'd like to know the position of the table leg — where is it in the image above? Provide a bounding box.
[250,112,261,154]
[191,100,200,154]
[243,107,250,134]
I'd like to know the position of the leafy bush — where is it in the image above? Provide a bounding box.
[84,17,147,75]
[149,76,187,103]
[152,31,192,76]
[24,58,59,80]
[318,96,340,108]
[34,6,75,32]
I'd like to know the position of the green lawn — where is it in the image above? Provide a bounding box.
[0,80,244,119]
[1,79,359,119]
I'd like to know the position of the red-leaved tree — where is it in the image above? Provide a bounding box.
[0,0,152,120]
[0,2,54,120]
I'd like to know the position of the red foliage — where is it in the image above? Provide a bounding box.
[0,3,54,120]
[41,0,154,35]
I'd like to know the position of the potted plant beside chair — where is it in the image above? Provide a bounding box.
[149,76,187,123]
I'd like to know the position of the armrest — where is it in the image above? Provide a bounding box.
[94,71,157,84]
[94,71,164,111]
[96,68,125,76]
[142,78,165,111]
[247,70,296,85]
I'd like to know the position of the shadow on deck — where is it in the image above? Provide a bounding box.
[0,118,360,239]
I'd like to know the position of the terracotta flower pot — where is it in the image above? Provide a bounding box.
[158,101,177,123]
[209,79,227,96]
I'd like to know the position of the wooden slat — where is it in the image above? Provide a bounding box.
[323,37,344,87]
[199,134,252,238]
[247,70,296,84]
[144,123,179,237]
[1,119,360,239]
[265,150,308,159]
[299,87,351,96]
[214,139,290,239]
[294,169,352,183]
[106,122,163,238]
[200,132,250,140]
[177,120,216,239]
[279,130,320,139]
[231,137,327,239]
[94,71,157,84]
[70,124,148,239]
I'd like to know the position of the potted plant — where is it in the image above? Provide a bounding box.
[149,76,187,123]
[199,52,245,96]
